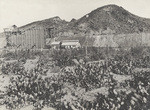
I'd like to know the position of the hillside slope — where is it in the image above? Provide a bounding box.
[1,4,150,48]
[69,4,150,34]
[18,5,150,35]
[19,16,68,32]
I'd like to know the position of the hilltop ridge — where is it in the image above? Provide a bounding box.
[17,4,150,35]
[1,4,150,48]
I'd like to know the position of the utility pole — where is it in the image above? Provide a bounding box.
[85,14,89,58]
[85,31,88,58]
[3,28,12,51]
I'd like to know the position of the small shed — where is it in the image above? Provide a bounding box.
[61,40,81,49]
[51,41,61,49]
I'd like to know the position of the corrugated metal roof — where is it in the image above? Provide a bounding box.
[61,42,80,46]
[62,40,79,42]
[51,41,60,45]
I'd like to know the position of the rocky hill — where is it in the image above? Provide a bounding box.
[68,4,150,34]
[56,4,150,47]
[18,4,150,35]
[19,16,68,32]
[1,4,150,48]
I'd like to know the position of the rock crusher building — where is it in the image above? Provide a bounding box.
[4,26,55,50]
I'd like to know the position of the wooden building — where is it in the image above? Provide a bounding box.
[61,40,81,49]
[7,28,46,50]
[50,40,81,49]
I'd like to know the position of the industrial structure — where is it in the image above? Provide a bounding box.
[3,26,55,50]
[3,26,81,51]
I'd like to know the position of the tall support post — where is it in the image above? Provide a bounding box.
[85,14,89,59]
[85,33,88,58]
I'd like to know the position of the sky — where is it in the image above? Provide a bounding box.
[0,0,150,32]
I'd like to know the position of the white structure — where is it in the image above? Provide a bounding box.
[61,40,81,49]
[51,41,61,49]
[50,40,81,49]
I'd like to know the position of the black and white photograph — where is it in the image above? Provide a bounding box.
[0,0,150,109]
